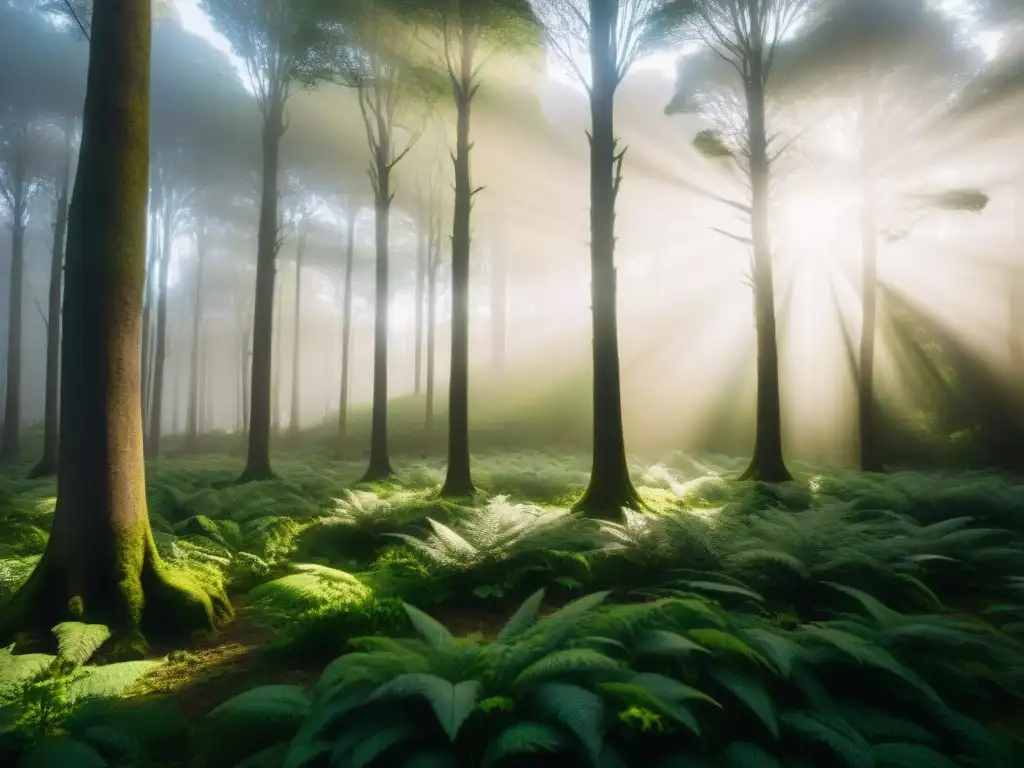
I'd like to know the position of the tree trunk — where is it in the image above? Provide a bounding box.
[242,324,251,440]
[289,229,306,437]
[857,91,882,472]
[140,205,158,443]
[146,195,173,458]
[491,237,507,373]
[239,93,285,483]
[338,208,355,458]
[185,215,205,452]
[272,277,283,436]
[425,212,440,453]
[1,220,25,463]
[361,145,395,482]
[573,0,641,518]
[737,31,791,483]
[440,21,477,498]
[30,127,73,478]
[414,216,426,395]
[0,0,229,642]
[203,338,213,434]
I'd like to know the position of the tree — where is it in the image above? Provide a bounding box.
[203,0,329,482]
[534,0,675,516]
[1,0,230,642]
[0,112,44,463]
[424,159,447,451]
[317,1,433,482]
[779,0,989,471]
[661,0,812,482]
[29,119,77,478]
[410,0,538,497]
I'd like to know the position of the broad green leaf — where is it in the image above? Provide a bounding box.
[482,721,566,767]
[402,604,454,647]
[499,589,546,641]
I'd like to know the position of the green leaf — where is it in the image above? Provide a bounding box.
[208,685,311,742]
[513,649,624,687]
[782,712,873,768]
[672,580,764,603]
[597,681,702,735]
[370,674,481,741]
[403,604,454,647]
[871,743,958,767]
[724,741,781,767]
[631,673,720,708]
[708,668,779,739]
[822,583,903,627]
[740,629,803,678]
[283,740,333,768]
[689,629,772,669]
[482,721,567,767]
[498,589,546,641]
[636,630,712,658]
[536,591,611,627]
[51,622,112,666]
[402,749,460,768]
[532,682,604,761]
[350,724,420,768]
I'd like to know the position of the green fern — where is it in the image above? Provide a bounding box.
[482,721,566,765]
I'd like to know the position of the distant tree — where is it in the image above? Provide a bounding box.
[660,0,814,483]
[1,0,229,642]
[29,118,77,478]
[335,194,361,457]
[425,153,447,451]
[316,1,436,481]
[779,0,989,471]
[0,112,45,463]
[534,0,679,516]
[203,0,331,482]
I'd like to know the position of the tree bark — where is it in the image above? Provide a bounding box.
[239,92,285,483]
[0,0,229,643]
[242,324,251,440]
[185,215,205,452]
[1,221,25,463]
[146,193,173,458]
[289,228,306,438]
[272,277,283,436]
[440,20,477,498]
[338,207,355,458]
[361,144,395,482]
[737,19,791,484]
[30,127,73,478]
[573,0,641,518]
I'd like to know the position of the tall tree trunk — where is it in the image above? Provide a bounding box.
[362,144,395,482]
[146,196,173,458]
[0,0,229,641]
[414,217,426,395]
[440,21,477,498]
[272,278,283,435]
[30,126,73,478]
[242,324,251,440]
[236,323,245,434]
[170,359,180,436]
[338,208,355,457]
[203,338,213,434]
[737,26,791,483]
[574,0,641,517]
[425,212,440,453]
[491,237,507,372]
[239,93,285,483]
[1,220,25,463]
[185,216,205,452]
[140,205,158,442]
[289,229,306,437]
[857,91,882,472]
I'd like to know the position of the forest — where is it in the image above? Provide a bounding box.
[0,0,1023,765]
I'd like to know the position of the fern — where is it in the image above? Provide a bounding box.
[370,674,481,741]
[531,682,604,762]
[482,721,566,765]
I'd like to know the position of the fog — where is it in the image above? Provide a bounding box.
[1,0,1021,469]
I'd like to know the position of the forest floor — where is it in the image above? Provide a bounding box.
[2,449,1024,765]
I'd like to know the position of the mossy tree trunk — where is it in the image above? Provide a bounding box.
[185,213,206,452]
[30,124,73,479]
[239,92,285,483]
[440,17,477,499]
[573,0,641,519]
[337,207,355,458]
[146,192,173,458]
[289,227,306,438]
[1,0,230,644]
[737,21,791,484]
